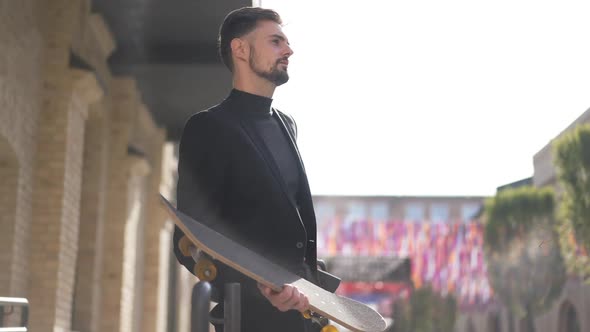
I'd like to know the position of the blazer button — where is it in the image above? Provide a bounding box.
[296,242,304,249]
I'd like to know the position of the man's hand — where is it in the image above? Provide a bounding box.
[257,283,310,313]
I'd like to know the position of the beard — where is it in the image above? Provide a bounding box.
[249,48,289,86]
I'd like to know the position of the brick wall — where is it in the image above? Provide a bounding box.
[0,0,42,299]
[1,2,178,332]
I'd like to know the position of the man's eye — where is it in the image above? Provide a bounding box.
[272,40,279,45]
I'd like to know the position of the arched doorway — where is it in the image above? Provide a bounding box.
[558,301,581,332]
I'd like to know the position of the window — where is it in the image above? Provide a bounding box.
[314,202,335,222]
[346,201,367,221]
[461,203,480,222]
[430,203,450,222]
[370,202,389,221]
[404,203,424,222]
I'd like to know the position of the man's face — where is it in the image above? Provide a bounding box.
[246,20,293,86]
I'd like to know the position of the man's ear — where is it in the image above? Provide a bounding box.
[230,38,249,63]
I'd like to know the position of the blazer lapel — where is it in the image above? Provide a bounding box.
[273,111,319,270]
[273,111,306,174]
[272,111,318,235]
[237,117,306,227]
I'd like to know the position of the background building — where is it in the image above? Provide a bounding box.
[456,107,590,332]
[312,195,490,327]
[314,196,484,225]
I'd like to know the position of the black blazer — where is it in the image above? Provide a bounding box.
[173,94,319,298]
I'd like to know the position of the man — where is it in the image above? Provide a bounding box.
[173,7,322,332]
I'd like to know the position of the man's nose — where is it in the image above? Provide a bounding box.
[284,44,294,57]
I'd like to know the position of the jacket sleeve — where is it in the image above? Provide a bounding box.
[173,111,227,275]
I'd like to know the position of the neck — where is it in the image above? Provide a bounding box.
[227,87,273,115]
[232,69,276,98]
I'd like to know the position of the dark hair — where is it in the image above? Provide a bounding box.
[218,7,282,71]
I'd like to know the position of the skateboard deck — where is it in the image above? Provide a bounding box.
[160,195,387,332]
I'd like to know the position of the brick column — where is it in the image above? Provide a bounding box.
[121,156,150,332]
[73,100,111,332]
[139,111,170,332]
[28,3,80,323]
[164,142,198,332]
[153,144,175,332]
[71,10,115,332]
[100,78,142,332]
[0,0,42,300]
[29,67,101,331]
[28,5,102,329]
[177,264,198,332]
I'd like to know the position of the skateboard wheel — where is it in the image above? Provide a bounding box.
[302,310,312,319]
[320,325,338,332]
[195,258,217,281]
[178,235,192,257]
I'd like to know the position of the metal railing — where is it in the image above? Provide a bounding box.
[0,297,28,332]
[191,282,241,332]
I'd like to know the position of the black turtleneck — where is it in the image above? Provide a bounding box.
[228,89,300,204]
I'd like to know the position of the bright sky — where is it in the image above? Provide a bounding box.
[261,0,590,197]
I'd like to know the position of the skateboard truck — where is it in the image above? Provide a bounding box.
[180,235,218,281]
[191,246,217,281]
[302,310,339,332]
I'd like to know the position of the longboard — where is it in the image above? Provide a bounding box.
[160,194,387,332]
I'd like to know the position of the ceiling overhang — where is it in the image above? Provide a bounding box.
[92,0,254,140]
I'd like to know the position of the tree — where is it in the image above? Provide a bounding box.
[553,124,590,280]
[389,286,457,332]
[483,186,566,332]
